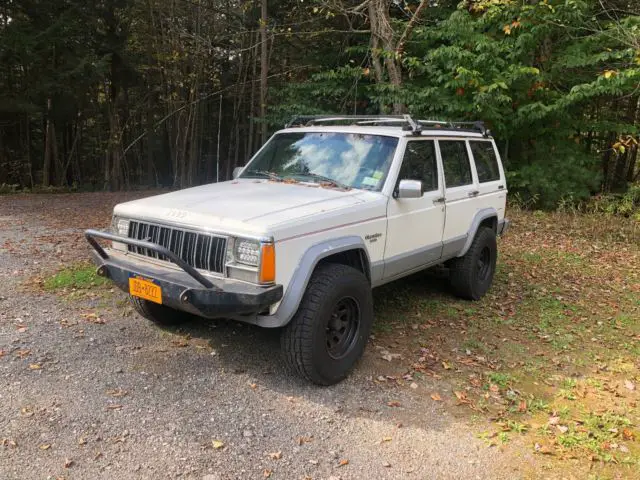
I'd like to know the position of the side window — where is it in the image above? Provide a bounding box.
[397,141,438,193]
[470,141,501,183]
[439,140,472,188]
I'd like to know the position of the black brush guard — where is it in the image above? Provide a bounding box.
[85,229,283,320]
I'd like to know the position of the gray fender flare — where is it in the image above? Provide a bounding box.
[256,236,370,328]
[457,207,498,257]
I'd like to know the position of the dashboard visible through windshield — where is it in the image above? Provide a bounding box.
[240,132,399,191]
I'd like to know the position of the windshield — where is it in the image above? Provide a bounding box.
[240,132,399,191]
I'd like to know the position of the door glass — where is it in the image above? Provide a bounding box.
[397,141,438,193]
[440,140,473,188]
[470,141,500,183]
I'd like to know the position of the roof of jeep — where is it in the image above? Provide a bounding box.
[277,125,490,139]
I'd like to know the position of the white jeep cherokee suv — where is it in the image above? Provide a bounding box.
[86,115,509,385]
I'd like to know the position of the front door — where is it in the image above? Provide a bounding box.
[383,139,446,279]
[438,139,479,257]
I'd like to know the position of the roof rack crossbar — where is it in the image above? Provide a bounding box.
[285,115,488,136]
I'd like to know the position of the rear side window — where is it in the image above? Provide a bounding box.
[398,141,438,192]
[439,140,472,188]
[470,141,501,183]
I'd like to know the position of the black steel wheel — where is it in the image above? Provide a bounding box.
[326,297,361,359]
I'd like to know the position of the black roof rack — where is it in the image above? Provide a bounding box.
[285,115,490,137]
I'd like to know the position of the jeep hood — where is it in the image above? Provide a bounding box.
[113,179,386,239]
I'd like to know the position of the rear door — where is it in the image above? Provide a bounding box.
[468,139,507,221]
[438,139,478,257]
[383,139,446,279]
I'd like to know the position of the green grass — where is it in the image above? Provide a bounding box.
[43,263,107,291]
[486,372,513,389]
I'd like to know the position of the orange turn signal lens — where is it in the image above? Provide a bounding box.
[259,243,276,284]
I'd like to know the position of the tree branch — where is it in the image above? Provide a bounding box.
[395,0,429,55]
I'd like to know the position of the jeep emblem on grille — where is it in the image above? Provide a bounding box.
[166,209,189,219]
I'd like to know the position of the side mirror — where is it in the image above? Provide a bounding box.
[232,166,244,179]
[397,179,422,199]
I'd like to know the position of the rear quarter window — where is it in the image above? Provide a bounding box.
[470,141,501,183]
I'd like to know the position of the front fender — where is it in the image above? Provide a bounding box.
[255,236,370,328]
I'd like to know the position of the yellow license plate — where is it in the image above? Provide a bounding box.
[129,277,162,304]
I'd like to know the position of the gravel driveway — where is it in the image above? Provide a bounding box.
[0,193,518,479]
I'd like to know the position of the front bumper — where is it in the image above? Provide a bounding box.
[85,230,283,320]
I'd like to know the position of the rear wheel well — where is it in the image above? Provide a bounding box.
[316,249,370,283]
[479,216,497,233]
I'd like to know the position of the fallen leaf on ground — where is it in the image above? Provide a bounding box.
[81,313,105,324]
[20,406,34,417]
[338,459,349,466]
[15,349,31,359]
[387,401,401,408]
[624,380,635,391]
[381,437,392,442]
[430,393,442,401]
[106,389,128,397]
[28,363,42,370]
[78,437,86,445]
[171,338,189,347]
[534,443,554,455]
[622,429,635,441]
[518,400,527,412]
[268,451,282,460]
[64,458,74,468]
[1,438,17,448]
[212,440,225,449]
[39,444,51,450]
[296,436,313,445]
[381,350,401,362]
[105,404,122,410]
[442,361,451,370]
[263,469,272,478]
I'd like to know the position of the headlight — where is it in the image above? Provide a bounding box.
[235,239,260,266]
[111,216,130,236]
[227,238,276,285]
[110,216,129,252]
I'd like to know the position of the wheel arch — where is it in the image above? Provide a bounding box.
[457,207,498,257]
[256,236,371,328]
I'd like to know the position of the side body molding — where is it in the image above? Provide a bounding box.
[256,236,370,328]
[457,207,498,257]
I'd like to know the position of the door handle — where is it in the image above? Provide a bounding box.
[433,197,445,204]
[468,190,480,197]
[498,185,505,190]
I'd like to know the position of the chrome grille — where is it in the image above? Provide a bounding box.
[127,221,227,275]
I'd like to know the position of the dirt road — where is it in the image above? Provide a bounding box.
[0,193,519,479]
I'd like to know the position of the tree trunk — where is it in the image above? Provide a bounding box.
[42,98,56,187]
[260,0,268,143]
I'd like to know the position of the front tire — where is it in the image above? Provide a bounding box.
[449,226,497,300]
[281,264,373,386]
[129,296,192,326]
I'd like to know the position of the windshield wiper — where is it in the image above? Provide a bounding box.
[299,173,350,190]
[244,170,284,181]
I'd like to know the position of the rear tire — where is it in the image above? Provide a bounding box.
[281,264,373,386]
[449,227,497,300]
[129,296,192,326]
